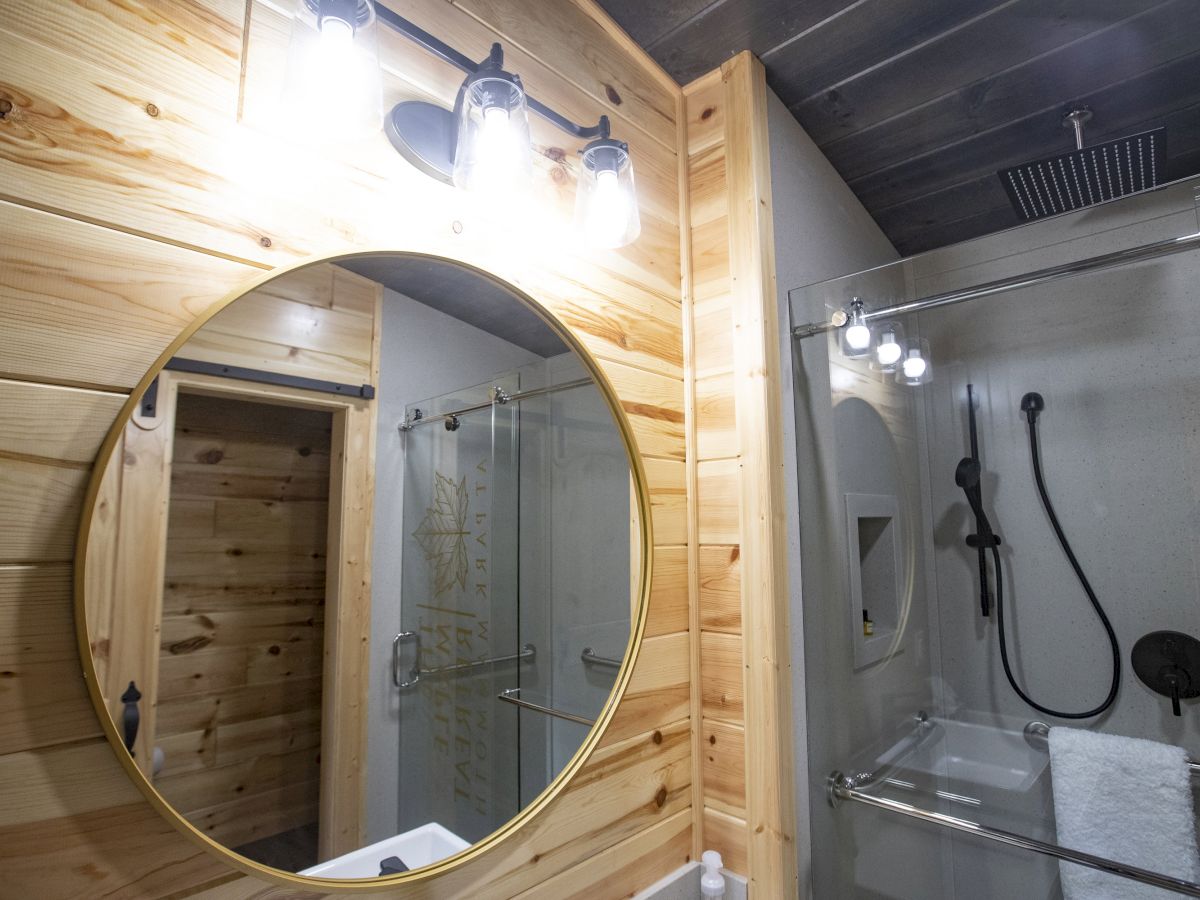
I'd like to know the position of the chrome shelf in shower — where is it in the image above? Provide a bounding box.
[828,715,1200,896]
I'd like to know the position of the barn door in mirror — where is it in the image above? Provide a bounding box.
[79,254,649,885]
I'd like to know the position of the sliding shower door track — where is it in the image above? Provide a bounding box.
[828,774,1200,896]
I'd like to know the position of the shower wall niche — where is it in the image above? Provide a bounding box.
[845,493,901,669]
[787,177,1200,899]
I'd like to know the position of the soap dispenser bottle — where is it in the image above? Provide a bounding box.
[700,849,725,899]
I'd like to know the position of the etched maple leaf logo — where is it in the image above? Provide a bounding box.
[412,472,470,596]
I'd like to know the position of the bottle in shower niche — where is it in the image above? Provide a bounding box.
[863,609,874,637]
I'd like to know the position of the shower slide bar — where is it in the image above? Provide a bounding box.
[828,777,1200,896]
[392,631,535,688]
[497,688,595,726]
[399,378,594,431]
[791,229,1200,339]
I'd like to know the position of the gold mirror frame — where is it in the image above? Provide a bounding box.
[73,250,653,892]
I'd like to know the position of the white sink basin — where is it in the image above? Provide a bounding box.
[300,822,470,878]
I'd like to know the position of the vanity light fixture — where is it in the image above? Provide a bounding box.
[286,1,642,246]
[283,0,384,141]
[451,45,532,194]
[575,129,641,249]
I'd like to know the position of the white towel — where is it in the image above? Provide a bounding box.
[1049,726,1200,899]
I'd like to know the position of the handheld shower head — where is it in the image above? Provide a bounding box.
[956,458,994,541]
[955,457,982,490]
[1021,392,1045,425]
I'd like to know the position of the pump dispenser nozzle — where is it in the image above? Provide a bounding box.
[701,849,725,899]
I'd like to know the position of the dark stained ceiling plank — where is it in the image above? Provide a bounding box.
[875,102,1200,255]
[890,205,1022,256]
[595,0,1200,253]
[821,0,1200,183]
[762,0,1003,112]
[790,0,1175,148]
[646,0,853,85]
[591,0,716,50]
[850,50,1200,213]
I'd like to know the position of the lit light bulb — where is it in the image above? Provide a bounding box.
[481,105,513,153]
[584,167,630,246]
[845,324,871,350]
[319,15,355,55]
[280,0,381,141]
[468,102,524,192]
[902,351,927,380]
[575,136,640,248]
[876,330,902,367]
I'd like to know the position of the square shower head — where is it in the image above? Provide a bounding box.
[998,127,1166,222]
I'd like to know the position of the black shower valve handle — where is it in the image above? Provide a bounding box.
[1163,667,1188,717]
[1132,631,1200,719]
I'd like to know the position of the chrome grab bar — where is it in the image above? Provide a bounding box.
[828,773,1200,896]
[580,647,621,670]
[1023,720,1200,776]
[393,633,535,690]
[497,688,594,726]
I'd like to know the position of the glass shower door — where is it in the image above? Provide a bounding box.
[396,375,521,845]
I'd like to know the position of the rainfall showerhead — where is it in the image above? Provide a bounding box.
[998,108,1166,223]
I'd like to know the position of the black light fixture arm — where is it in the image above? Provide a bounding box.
[374,3,611,140]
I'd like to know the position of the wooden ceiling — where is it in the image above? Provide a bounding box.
[597,0,1200,255]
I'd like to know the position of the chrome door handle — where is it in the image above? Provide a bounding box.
[392,631,421,688]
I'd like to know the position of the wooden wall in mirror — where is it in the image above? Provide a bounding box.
[77,253,650,887]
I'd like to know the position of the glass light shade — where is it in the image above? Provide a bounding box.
[452,72,532,196]
[575,139,641,249]
[871,321,906,372]
[897,338,932,386]
[839,299,872,359]
[282,0,383,142]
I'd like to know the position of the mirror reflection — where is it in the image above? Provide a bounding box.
[83,255,640,880]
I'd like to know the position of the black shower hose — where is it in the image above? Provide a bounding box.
[991,421,1121,719]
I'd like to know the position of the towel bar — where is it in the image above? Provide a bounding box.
[828,773,1200,896]
[1024,721,1200,776]
[497,688,594,726]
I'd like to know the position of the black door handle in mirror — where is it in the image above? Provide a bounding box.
[120,681,141,754]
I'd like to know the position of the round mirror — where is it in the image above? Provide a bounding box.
[77,253,649,885]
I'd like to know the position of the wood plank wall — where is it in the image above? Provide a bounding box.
[682,54,798,896]
[156,394,332,856]
[0,0,696,896]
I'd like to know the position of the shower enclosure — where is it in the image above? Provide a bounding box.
[786,176,1200,897]
[383,354,630,848]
